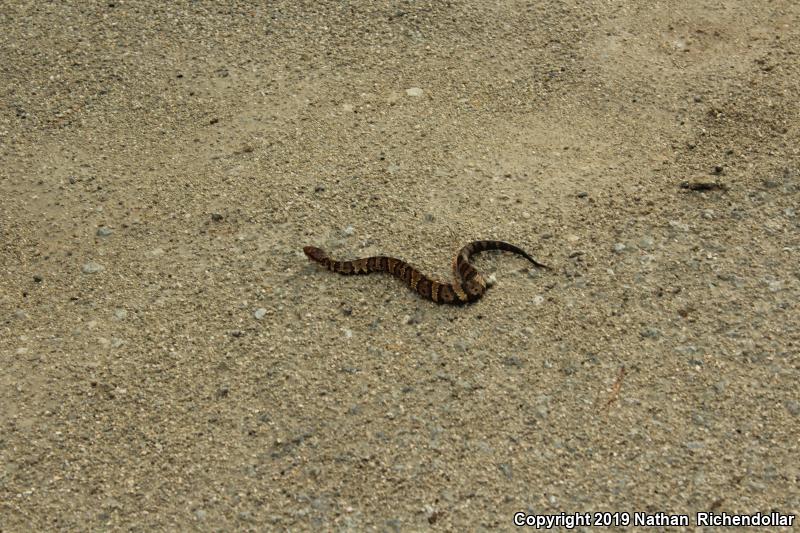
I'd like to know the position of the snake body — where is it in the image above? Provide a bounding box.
[303,240,548,304]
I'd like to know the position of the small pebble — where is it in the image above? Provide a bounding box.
[96,226,113,237]
[405,87,423,97]
[403,311,423,325]
[675,344,698,355]
[534,398,549,419]
[114,309,128,320]
[254,308,267,320]
[342,225,354,236]
[33,275,43,283]
[576,191,588,198]
[211,213,223,222]
[668,220,689,232]
[640,327,661,338]
[613,243,626,254]
[82,262,104,274]
[638,236,655,251]
[454,339,470,352]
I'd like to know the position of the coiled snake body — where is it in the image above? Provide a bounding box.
[303,240,548,304]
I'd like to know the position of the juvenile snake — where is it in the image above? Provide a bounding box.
[303,240,548,304]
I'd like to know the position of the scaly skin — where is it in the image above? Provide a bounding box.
[303,240,549,304]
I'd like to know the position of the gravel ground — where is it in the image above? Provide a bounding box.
[1,1,799,531]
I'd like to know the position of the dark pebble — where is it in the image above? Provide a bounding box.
[680,181,728,192]
[502,355,524,367]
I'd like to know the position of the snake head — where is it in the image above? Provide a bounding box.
[303,246,327,262]
[462,274,487,300]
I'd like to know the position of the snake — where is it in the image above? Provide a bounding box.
[303,240,548,304]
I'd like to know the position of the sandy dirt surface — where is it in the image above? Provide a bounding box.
[2,1,799,530]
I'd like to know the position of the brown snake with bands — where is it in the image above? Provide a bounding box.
[303,240,549,304]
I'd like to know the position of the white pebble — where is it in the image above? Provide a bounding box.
[668,220,689,232]
[81,262,104,274]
